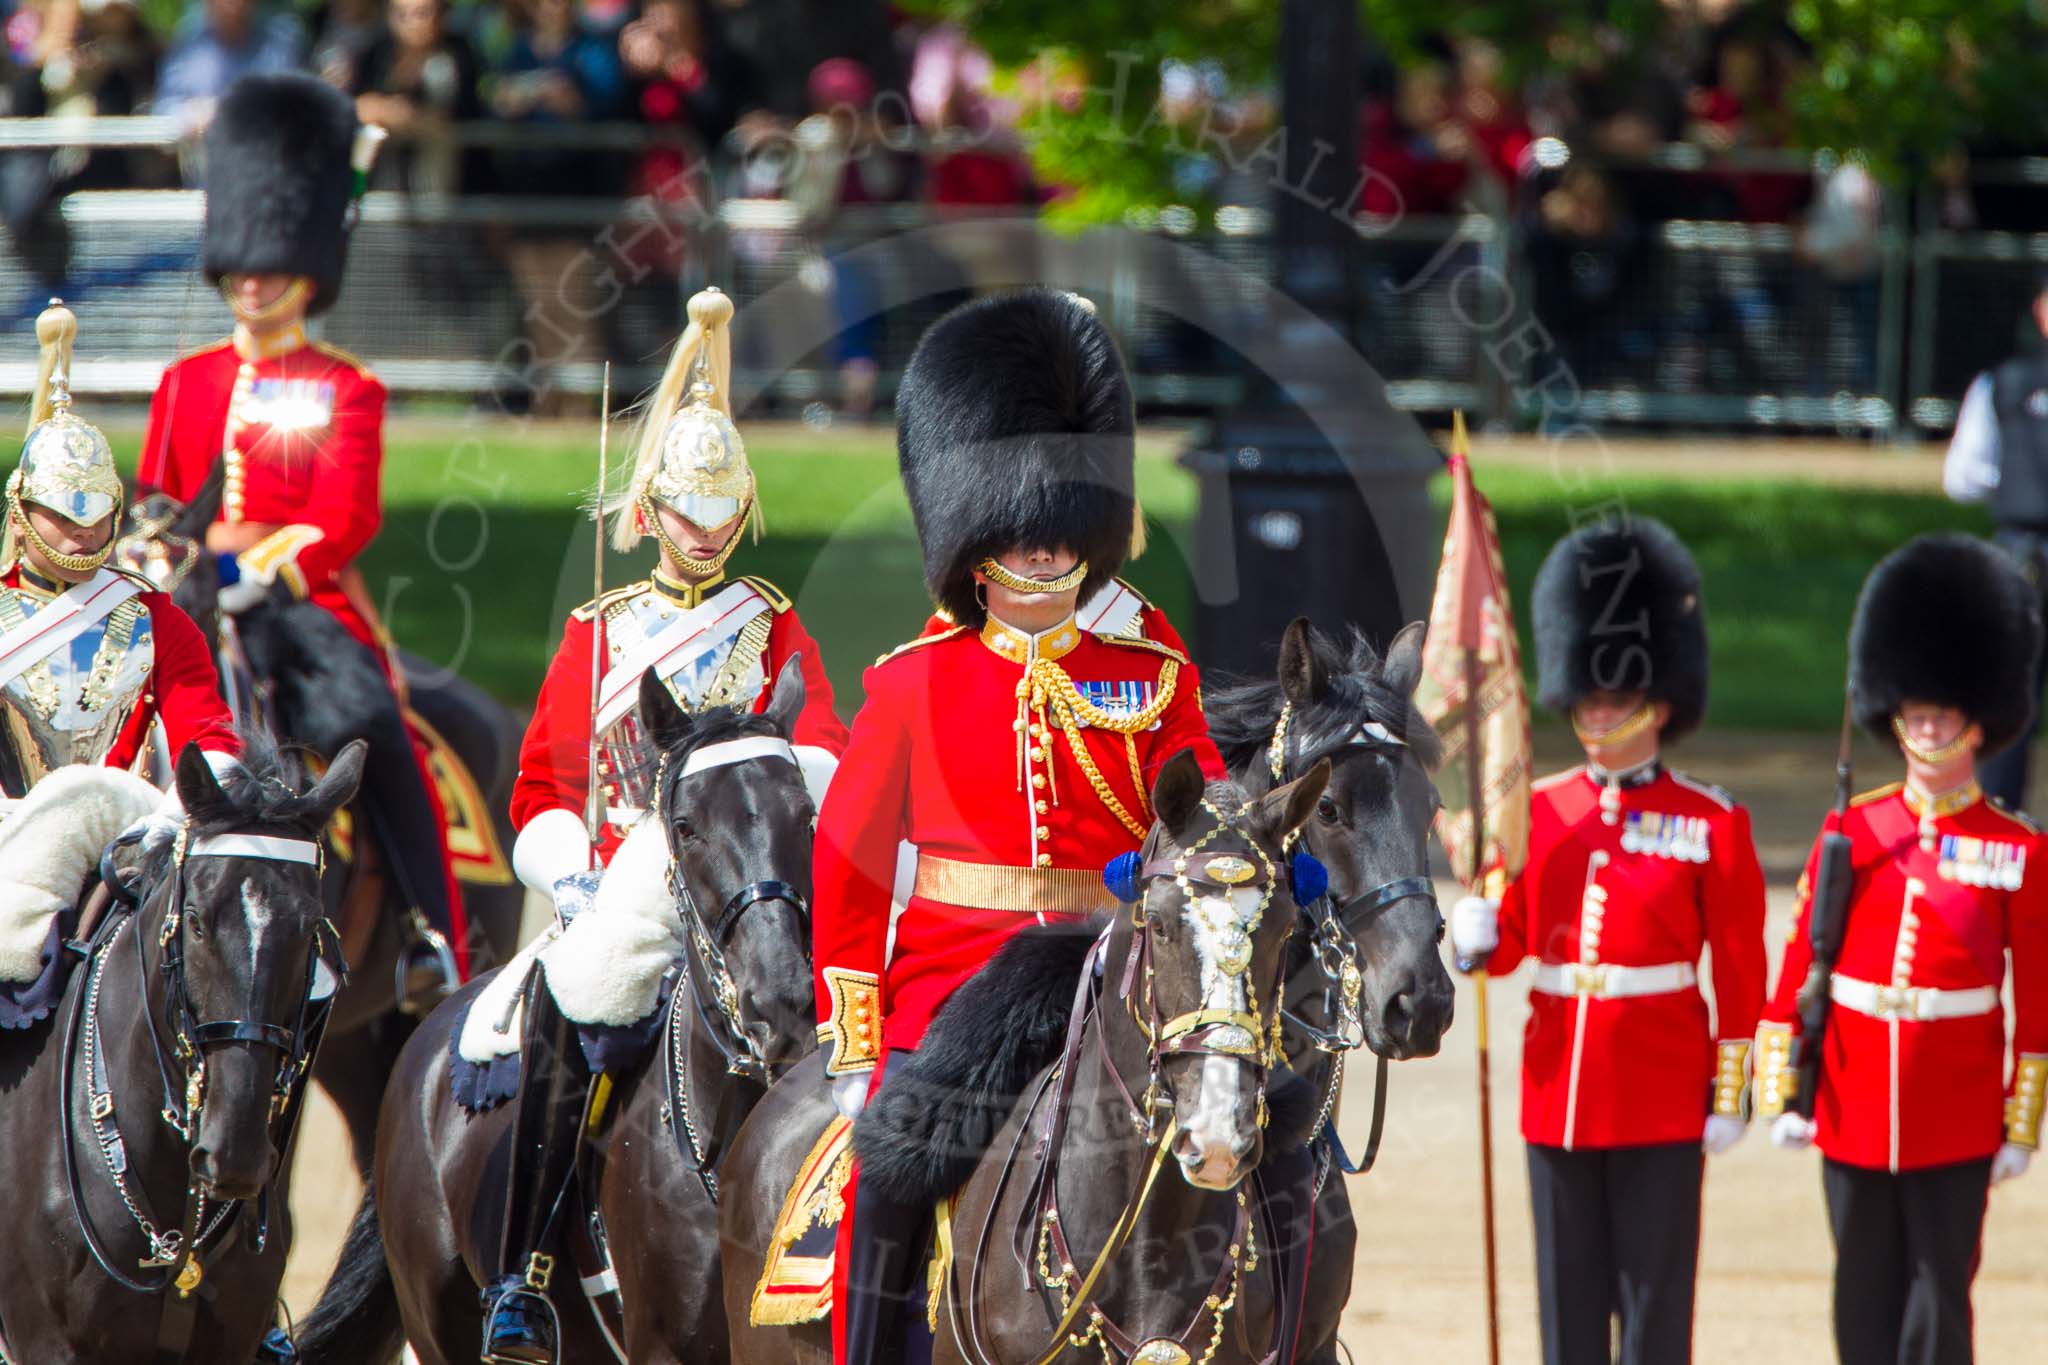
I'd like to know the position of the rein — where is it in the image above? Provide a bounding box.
[58,825,341,1357]
[1267,699,1441,1177]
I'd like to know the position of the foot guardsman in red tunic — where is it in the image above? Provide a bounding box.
[1448,517,1768,1365]
[1,301,239,804]
[814,290,1225,1365]
[507,286,848,903]
[132,73,464,1005]
[480,287,848,1365]
[1757,534,2048,1365]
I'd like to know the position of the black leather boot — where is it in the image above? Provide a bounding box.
[480,966,591,1365]
[841,1172,930,1365]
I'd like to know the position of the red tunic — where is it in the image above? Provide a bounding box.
[812,609,1224,1065]
[0,566,239,771]
[137,336,387,651]
[1485,765,1769,1149]
[1762,784,2048,1171]
[511,582,849,864]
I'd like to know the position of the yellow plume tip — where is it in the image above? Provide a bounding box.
[1451,409,1469,458]
[687,286,734,332]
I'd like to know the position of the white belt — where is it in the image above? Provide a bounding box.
[1830,975,2000,1022]
[1532,961,1697,1000]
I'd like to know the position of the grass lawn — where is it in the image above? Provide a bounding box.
[96,423,1990,732]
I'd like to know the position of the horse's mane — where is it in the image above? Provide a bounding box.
[131,734,327,885]
[1206,626,1443,776]
[649,703,799,806]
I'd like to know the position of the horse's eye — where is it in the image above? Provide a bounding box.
[672,816,695,843]
[1316,795,1341,822]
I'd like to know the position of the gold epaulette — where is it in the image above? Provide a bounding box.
[737,575,792,612]
[570,581,649,623]
[311,340,376,379]
[1987,799,2041,835]
[1112,576,1152,606]
[1095,634,1187,665]
[873,626,967,667]
[1850,781,1905,807]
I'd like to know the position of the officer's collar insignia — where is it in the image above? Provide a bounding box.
[232,322,308,362]
[1586,757,1662,791]
[980,613,1081,664]
[652,567,726,610]
[1903,779,1982,821]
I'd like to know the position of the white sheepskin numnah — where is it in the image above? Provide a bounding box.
[459,818,684,1063]
[0,766,161,982]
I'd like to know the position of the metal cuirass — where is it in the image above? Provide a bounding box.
[592,584,772,821]
[0,583,154,796]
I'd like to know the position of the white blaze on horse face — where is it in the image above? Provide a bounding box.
[1177,885,1266,1184]
[241,881,276,979]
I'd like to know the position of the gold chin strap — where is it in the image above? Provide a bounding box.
[979,558,1088,596]
[643,491,750,581]
[1892,715,1982,766]
[221,276,312,328]
[1572,699,1658,749]
[7,491,114,575]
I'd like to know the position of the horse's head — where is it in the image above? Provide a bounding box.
[639,660,816,1076]
[1217,618,1456,1061]
[1132,750,1327,1191]
[155,738,363,1202]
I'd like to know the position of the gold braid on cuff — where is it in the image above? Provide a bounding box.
[8,492,115,574]
[2006,1054,2048,1150]
[1753,1022,1796,1119]
[1712,1039,1752,1119]
[978,558,1088,595]
[820,966,880,1075]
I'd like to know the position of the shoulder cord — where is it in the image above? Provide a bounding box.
[1018,655,1180,842]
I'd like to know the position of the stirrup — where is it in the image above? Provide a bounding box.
[480,1272,561,1365]
[397,915,459,1015]
[254,1327,298,1363]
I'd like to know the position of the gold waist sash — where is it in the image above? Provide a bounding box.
[912,853,1113,916]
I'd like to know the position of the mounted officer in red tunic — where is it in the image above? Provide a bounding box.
[812,290,1225,1365]
[130,73,465,1006]
[1449,516,1768,1365]
[479,287,848,1365]
[1757,534,2048,1365]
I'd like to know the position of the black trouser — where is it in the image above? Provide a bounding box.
[1525,1141,1703,1365]
[1982,529,2048,812]
[1822,1156,1991,1365]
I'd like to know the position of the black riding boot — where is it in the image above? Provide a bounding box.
[842,1174,929,1365]
[481,967,592,1365]
[354,735,460,1013]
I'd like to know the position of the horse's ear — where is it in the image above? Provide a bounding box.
[639,668,691,754]
[307,739,368,820]
[1278,617,1327,709]
[763,654,807,737]
[1260,756,1330,843]
[174,743,233,823]
[1382,620,1427,700]
[1150,748,1208,836]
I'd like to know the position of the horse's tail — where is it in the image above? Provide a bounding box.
[294,1183,405,1365]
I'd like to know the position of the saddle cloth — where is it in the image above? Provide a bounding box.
[0,765,159,984]
[458,816,680,1066]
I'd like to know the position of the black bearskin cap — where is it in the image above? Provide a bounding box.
[896,290,1135,627]
[1532,516,1709,741]
[202,74,358,315]
[1849,533,2041,754]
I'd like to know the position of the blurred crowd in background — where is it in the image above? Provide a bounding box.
[2,0,2045,423]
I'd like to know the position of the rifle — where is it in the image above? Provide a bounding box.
[1789,700,1856,1119]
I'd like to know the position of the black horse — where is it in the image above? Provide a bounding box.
[1208,617,1456,1364]
[121,480,530,1177]
[0,739,364,1362]
[294,665,819,1365]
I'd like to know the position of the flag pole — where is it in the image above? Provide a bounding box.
[1454,410,1502,1365]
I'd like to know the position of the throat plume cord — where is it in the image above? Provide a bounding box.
[1892,715,1982,766]
[1571,699,1658,749]
[8,493,114,574]
[642,491,750,580]
[978,558,1089,596]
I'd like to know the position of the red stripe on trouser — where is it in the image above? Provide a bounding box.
[830,1057,893,1364]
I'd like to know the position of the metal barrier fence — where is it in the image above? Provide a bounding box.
[2,117,2044,436]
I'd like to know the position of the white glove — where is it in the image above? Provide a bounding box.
[216,571,271,616]
[1703,1114,1748,1156]
[1992,1142,2033,1185]
[1449,895,1499,968]
[1769,1112,1816,1149]
[830,1069,870,1121]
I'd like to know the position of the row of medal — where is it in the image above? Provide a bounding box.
[1935,834,2026,891]
[1618,810,1713,864]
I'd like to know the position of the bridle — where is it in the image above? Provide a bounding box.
[1266,698,1442,1176]
[651,733,812,1206]
[59,823,341,1338]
